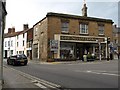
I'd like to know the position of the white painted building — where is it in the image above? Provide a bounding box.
[4,36,16,57]
[16,32,27,56]
[4,24,29,58]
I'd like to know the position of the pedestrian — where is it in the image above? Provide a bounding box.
[110,52,113,60]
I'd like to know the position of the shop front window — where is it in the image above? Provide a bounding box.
[60,43,75,59]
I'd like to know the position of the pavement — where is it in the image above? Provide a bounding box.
[2,65,41,90]
[2,59,64,90]
[29,59,118,65]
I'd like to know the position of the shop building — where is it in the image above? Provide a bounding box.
[32,3,113,61]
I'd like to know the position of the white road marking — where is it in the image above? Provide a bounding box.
[34,82,47,88]
[75,70,119,76]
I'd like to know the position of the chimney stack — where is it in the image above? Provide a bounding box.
[8,28,12,33]
[23,24,29,30]
[8,27,15,33]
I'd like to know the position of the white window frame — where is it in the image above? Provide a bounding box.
[80,24,88,34]
[8,41,10,47]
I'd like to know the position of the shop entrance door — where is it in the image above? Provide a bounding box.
[76,43,91,60]
[76,44,84,60]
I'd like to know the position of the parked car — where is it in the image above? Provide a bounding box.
[7,54,28,66]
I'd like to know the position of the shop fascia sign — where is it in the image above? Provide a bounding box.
[60,36,104,42]
[50,40,58,52]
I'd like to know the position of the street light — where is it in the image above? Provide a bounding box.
[104,37,108,60]
[96,39,101,61]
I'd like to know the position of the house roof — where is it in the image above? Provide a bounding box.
[33,12,114,27]
[46,12,113,24]
[4,31,22,38]
[4,27,33,38]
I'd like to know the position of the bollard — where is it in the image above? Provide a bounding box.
[83,55,87,62]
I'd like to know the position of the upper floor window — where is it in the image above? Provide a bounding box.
[61,22,69,33]
[23,33,25,38]
[80,24,88,34]
[5,41,7,47]
[8,41,10,47]
[17,35,19,39]
[23,40,24,46]
[17,42,18,47]
[11,40,13,47]
[98,25,104,35]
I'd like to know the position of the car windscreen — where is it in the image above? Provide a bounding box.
[17,55,27,59]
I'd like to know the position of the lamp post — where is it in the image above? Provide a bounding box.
[104,37,108,59]
[96,40,101,61]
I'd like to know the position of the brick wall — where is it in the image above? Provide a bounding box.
[48,16,113,41]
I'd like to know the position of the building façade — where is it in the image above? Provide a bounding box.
[32,12,113,62]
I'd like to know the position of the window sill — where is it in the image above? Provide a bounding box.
[80,33,89,35]
[61,31,69,34]
[98,34,105,36]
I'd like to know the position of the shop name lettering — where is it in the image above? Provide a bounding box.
[60,36,97,41]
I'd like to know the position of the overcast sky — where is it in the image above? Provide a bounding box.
[5,0,119,33]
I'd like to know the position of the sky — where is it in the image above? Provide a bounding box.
[5,0,119,33]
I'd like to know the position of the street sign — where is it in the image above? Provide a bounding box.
[50,40,58,53]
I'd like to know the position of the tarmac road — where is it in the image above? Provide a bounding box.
[3,59,119,89]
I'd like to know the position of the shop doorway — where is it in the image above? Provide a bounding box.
[76,43,91,60]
